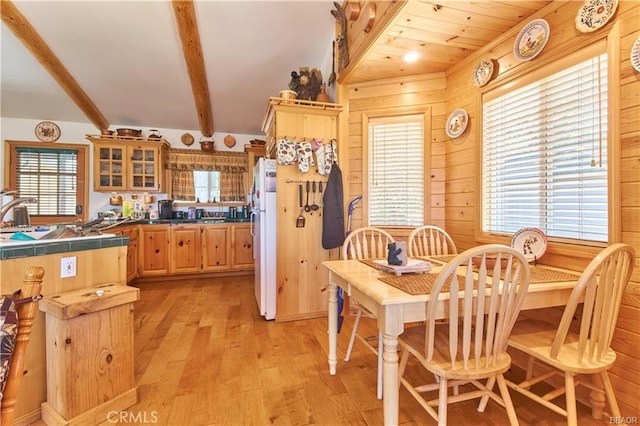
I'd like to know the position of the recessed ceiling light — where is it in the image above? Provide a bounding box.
[403,51,420,63]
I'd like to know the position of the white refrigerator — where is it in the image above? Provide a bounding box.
[251,158,277,320]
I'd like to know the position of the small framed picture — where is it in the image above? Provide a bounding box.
[187,207,196,220]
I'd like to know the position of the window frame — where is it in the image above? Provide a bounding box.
[474,35,621,258]
[4,140,89,225]
[362,106,432,228]
[191,170,221,203]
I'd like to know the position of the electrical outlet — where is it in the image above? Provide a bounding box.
[61,256,77,278]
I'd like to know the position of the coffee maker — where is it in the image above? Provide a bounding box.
[158,200,174,219]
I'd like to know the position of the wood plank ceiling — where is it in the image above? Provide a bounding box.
[340,0,552,84]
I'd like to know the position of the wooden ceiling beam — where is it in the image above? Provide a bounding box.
[1,1,109,131]
[172,0,214,138]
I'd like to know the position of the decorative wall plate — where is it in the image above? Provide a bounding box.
[511,228,548,263]
[575,0,618,33]
[445,109,468,139]
[223,134,236,148]
[514,19,550,62]
[472,59,495,87]
[181,133,194,146]
[631,36,640,73]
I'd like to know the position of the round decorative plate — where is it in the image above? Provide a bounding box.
[223,134,236,148]
[445,109,468,139]
[631,36,640,73]
[511,228,548,263]
[575,0,618,33]
[472,59,495,87]
[181,133,194,146]
[514,19,550,62]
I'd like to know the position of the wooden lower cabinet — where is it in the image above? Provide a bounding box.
[170,224,202,274]
[138,223,252,277]
[231,223,253,269]
[139,225,170,276]
[202,225,230,271]
[116,225,139,282]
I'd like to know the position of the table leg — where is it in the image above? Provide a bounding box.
[382,332,400,425]
[328,275,338,375]
[379,302,405,426]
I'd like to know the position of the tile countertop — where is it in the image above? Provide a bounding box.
[0,233,129,260]
[0,217,252,260]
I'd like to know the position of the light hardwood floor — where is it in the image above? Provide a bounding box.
[35,275,610,425]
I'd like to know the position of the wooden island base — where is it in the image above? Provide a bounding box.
[0,237,128,425]
[38,285,139,425]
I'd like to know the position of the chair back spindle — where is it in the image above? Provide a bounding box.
[408,225,457,257]
[342,227,394,260]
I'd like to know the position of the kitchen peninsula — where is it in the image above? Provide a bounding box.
[0,232,129,424]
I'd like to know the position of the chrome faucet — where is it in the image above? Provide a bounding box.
[0,197,38,222]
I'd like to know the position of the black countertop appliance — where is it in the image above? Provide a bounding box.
[158,200,174,219]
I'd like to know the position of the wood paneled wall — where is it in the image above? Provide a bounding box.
[344,73,447,232]
[343,0,640,416]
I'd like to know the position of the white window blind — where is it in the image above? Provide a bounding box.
[482,52,608,242]
[16,147,78,216]
[368,115,424,226]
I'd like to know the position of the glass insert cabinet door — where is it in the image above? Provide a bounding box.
[98,146,124,189]
[129,146,159,190]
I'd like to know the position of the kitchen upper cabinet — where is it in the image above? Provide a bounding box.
[139,224,170,276]
[87,135,168,192]
[170,225,201,274]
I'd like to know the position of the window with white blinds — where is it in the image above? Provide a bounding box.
[16,147,78,216]
[368,115,424,226]
[482,50,608,243]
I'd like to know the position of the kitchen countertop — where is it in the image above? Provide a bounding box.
[0,233,128,260]
[0,218,253,260]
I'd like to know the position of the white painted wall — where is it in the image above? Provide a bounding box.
[1,117,263,219]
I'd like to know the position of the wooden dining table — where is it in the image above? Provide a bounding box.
[322,256,582,425]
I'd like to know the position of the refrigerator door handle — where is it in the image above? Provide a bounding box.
[250,211,256,237]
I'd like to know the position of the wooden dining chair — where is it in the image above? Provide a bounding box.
[1,266,45,426]
[408,225,457,257]
[342,226,394,400]
[398,244,530,426]
[506,243,635,425]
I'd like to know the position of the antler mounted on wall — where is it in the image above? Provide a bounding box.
[331,2,349,73]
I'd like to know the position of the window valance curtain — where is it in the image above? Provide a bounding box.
[165,148,248,201]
